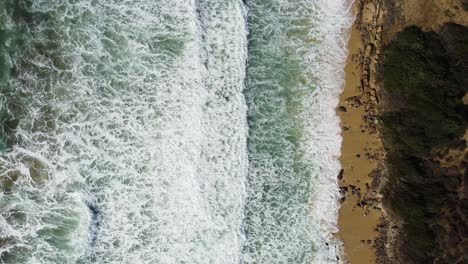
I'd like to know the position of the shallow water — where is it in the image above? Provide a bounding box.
[0,1,352,263]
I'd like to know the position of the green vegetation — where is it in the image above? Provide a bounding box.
[382,26,465,156]
[381,24,467,263]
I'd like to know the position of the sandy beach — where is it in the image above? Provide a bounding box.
[336,3,384,263]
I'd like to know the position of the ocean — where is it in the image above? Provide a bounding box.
[0,0,353,263]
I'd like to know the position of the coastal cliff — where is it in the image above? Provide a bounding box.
[338,0,468,263]
[381,23,467,263]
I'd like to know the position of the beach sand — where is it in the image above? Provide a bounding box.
[336,2,385,263]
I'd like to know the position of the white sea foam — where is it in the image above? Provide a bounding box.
[239,0,354,263]
[304,0,354,263]
[1,0,248,263]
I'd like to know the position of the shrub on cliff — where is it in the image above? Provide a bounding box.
[381,24,468,263]
[382,26,465,157]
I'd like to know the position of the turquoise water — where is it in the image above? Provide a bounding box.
[0,0,353,263]
[241,1,318,262]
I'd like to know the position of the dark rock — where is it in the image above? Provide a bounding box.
[337,169,345,181]
[345,96,362,108]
